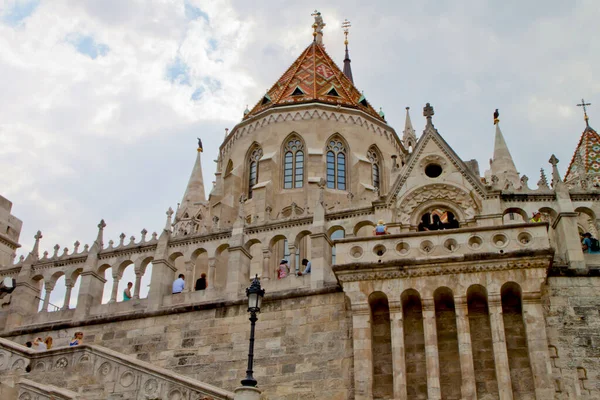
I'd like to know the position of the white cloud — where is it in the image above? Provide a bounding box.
[0,0,598,267]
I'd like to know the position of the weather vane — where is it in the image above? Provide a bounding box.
[577,98,592,127]
[342,19,351,46]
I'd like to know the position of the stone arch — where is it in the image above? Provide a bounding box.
[245,141,263,199]
[367,144,385,192]
[401,288,427,399]
[575,206,598,237]
[538,206,558,223]
[410,199,465,228]
[293,230,312,270]
[244,239,263,278]
[281,132,306,190]
[329,226,346,265]
[224,159,233,176]
[116,260,134,277]
[47,271,66,312]
[214,244,230,290]
[353,220,376,237]
[324,133,350,191]
[500,282,534,398]
[269,235,289,274]
[503,207,528,224]
[397,183,478,226]
[466,284,499,399]
[117,261,135,302]
[369,291,393,399]
[433,287,462,399]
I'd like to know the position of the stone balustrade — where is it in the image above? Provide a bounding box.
[333,222,550,268]
[0,337,234,400]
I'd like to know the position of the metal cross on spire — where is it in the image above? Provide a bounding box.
[577,98,592,128]
[342,19,351,46]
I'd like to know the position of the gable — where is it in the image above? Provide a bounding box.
[388,125,488,223]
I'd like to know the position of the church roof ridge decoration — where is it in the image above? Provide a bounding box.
[243,41,383,121]
[564,124,600,182]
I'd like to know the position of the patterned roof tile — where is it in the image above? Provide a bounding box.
[244,41,383,121]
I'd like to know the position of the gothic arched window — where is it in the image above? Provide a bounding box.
[367,149,381,189]
[283,137,304,189]
[248,146,263,199]
[326,138,347,190]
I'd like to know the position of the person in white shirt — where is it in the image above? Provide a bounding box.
[299,259,311,275]
[33,337,46,351]
[172,274,185,294]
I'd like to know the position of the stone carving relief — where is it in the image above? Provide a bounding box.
[0,351,7,369]
[18,393,32,400]
[120,370,135,387]
[396,184,480,224]
[99,361,112,377]
[55,357,68,369]
[11,358,25,371]
[144,378,159,397]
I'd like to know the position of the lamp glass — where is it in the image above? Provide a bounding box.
[248,292,258,309]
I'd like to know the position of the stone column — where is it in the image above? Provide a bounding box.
[207,257,216,290]
[61,279,73,311]
[183,260,194,292]
[41,284,54,312]
[226,245,252,296]
[74,271,107,320]
[352,304,373,400]
[133,271,142,299]
[289,244,297,274]
[389,301,408,400]
[146,258,176,311]
[488,293,513,400]
[422,298,441,400]
[109,272,121,303]
[454,296,476,400]
[522,292,554,399]
[261,249,271,280]
[308,232,334,289]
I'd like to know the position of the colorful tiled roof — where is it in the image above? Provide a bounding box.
[244,41,383,121]
[564,125,600,182]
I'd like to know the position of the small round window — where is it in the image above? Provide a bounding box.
[425,163,443,178]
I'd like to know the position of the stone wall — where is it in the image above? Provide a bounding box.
[6,290,354,400]
[544,275,600,399]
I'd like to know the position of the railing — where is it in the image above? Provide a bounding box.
[35,296,61,312]
[333,222,551,267]
[0,337,234,400]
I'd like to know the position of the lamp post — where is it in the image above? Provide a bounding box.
[241,275,265,387]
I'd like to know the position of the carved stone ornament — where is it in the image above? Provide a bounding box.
[11,358,25,371]
[55,357,68,369]
[418,154,448,175]
[144,378,159,396]
[396,183,479,223]
[98,361,112,376]
[18,393,32,400]
[336,259,549,283]
[120,370,135,387]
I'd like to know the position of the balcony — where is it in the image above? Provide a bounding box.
[333,222,552,278]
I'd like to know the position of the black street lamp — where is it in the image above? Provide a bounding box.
[241,274,265,387]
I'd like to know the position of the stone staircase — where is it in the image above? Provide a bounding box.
[0,337,234,399]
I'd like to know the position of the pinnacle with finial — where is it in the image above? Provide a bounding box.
[423,103,434,126]
[577,98,592,128]
[342,19,351,46]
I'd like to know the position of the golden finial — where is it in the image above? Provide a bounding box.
[577,98,592,128]
[342,19,351,46]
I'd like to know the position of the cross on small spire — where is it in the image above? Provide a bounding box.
[342,19,351,46]
[423,103,434,126]
[577,98,592,128]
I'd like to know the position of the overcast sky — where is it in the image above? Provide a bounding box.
[1,0,599,265]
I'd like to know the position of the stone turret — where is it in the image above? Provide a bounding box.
[403,107,417,152]
[486,122,520,188]
[0,195,22,266]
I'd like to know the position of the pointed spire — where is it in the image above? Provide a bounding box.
[180,138,207,210]
[29,230,42,260]
[538,168,549,189]
[489,122,520,188]
[342,19,353,83]
[165,207,174,232]
[403,106,417,151]
[549,154,562,187]
[95,219,106,248]
[423,103,435,127]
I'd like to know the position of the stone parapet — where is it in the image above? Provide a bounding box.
[0,337,234,399]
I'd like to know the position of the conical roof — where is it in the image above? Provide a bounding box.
[564,125,600,183]
[244,41,383,121]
